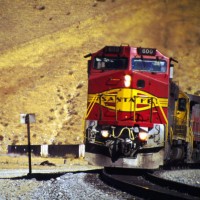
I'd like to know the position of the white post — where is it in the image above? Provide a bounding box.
[40,144,49,157]
[79,144,85,158]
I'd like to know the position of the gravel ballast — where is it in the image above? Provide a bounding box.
[0,168,199,199]
[0,170,135,200]
[156,169,200,188]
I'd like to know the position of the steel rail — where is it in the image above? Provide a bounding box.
[100,168,200,200]
[145,172,200,198]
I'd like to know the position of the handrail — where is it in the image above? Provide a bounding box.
[99,93,118,120]
[85,95,98,119]
[85,93,168,126]
[156,97,168,125]
[132,96,168,125]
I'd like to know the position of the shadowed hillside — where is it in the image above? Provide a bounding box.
[0,0,199,152]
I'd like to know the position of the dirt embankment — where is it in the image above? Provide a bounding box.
[0,0,199,152]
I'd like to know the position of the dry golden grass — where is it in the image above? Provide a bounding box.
[0,0,199,153]
[0,154,90,170]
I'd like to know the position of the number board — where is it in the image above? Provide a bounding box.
[137,47,156,56]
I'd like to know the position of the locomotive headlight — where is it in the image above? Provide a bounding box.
[101,130,109,138]
[124,75,131,87]
[139,131,148,141]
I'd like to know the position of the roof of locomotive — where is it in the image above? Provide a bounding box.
[95,45,169,60]
[187,93,200,104]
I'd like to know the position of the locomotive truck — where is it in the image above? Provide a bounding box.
[84,45,200,169]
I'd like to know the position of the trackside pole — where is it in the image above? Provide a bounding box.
[25,114,32,175]
[20,113,36,175]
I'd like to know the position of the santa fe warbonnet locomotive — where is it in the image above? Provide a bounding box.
[84,45,200,169]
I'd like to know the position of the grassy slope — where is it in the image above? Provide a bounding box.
[0,0,199,152]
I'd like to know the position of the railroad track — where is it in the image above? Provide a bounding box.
[100,167,200,200]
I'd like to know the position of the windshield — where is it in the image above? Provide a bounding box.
[94,57,128,70]
[132,59,167,73]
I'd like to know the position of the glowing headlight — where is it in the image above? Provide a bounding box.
[101,130,109,138]
[124,75,131,87]
[139,131,148,141]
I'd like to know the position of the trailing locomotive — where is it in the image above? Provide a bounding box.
[84,45,200,169]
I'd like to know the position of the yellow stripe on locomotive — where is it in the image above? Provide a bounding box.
[88,88,168,112]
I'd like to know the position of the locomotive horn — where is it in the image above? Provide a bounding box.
[170,57,178,63]
[84,53,92,58]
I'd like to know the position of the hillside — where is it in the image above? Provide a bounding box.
[0,0,199,152]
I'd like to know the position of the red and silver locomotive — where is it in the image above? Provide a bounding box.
[84,45,200,169]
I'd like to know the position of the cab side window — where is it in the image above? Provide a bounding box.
[178,98,186,111]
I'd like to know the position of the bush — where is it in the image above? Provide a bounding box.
[0,135,4,141]
[76,83,83,89]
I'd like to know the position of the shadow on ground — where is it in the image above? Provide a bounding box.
[0,169,102,181]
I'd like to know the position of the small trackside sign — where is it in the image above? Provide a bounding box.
[20,114,36,124]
